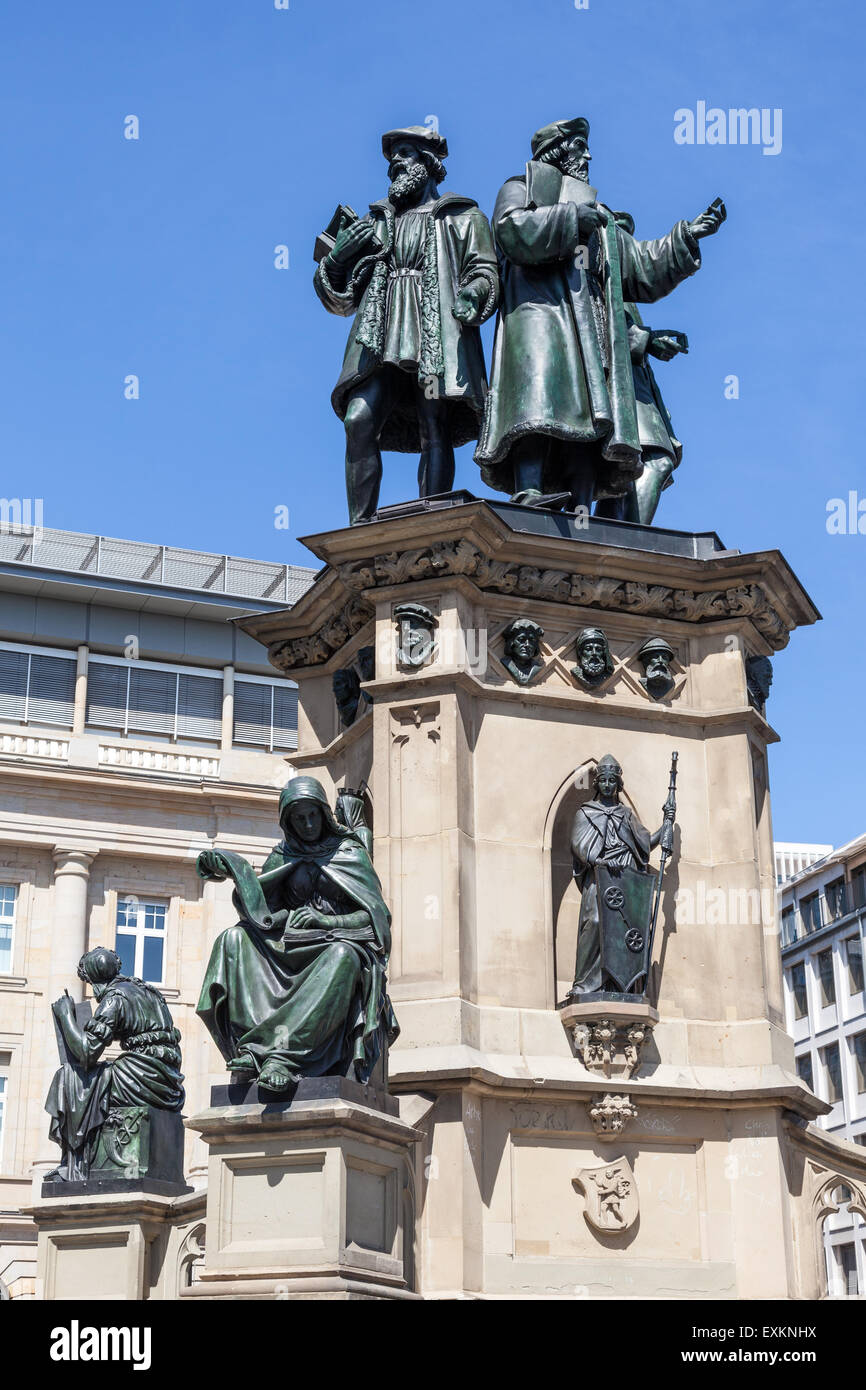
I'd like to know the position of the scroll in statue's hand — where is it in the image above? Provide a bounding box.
[197,849,228,881]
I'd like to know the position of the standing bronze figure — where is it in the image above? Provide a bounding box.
[567,754,676,998]
[314,126,499,524]
[475,117,725,515]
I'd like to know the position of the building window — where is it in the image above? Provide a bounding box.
[781,905,797,946]
[0,644,76,730]
[852,1034,866,1095]
[801,893,823,934]
[833,1242,858,1297]
[233,678,298,752]
[853,867,866,911]
[822,1042,843,1104]
[817,948,836,1008]
[825,878,848,920]
[796,1053,814,1090]
[790,961,808,1020]
[0,885,16,974]
[846,937,864,996]
[87,658,222,744]
[115,897,167,984]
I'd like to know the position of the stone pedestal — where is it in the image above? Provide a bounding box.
[25,1190,180,1300]
[185,1078,419,1300]
[236,497,866,1299]
[559,998,659,1079]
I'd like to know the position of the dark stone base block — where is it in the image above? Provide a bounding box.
[210,1072,398,1116]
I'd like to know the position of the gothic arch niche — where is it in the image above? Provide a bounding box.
[543,758,641,1005]
[814,1178,866,1299]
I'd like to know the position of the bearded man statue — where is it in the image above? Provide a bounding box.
[314,126,499,524]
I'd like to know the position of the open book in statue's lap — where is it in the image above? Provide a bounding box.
[196,778,397,1095]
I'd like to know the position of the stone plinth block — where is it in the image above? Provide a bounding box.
[559,997,659,1078]
[185,1081,420,1300]
[23,1190,182,1300]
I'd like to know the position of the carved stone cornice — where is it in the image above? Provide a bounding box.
[237,501,819,670]
[268,595,374,673]
[335,539,791,649]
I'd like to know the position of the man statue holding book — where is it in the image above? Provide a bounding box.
[314,126,499,524]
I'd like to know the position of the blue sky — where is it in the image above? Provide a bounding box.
[0,0,862,843]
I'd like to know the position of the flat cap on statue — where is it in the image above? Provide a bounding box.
[530,116,590,159]
[381,126,449,161]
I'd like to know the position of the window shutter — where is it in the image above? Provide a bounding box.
[233,680,272,747]
[86,662,128,730]
[127,667,177,735]
[272,683,299,750]
[176,673,222,742]
[27,654,76,727]
[0,650,29,722]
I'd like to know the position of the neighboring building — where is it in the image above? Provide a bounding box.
[775,841,833,886]
[0,526,315,1298]
[777,833,866,1297]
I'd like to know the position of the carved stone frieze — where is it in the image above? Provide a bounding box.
[334,540,790,650]
[588,1092,638,1141]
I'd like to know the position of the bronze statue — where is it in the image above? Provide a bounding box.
[637,636,676,699]
[501,618,544,685]
[196,780,397,1095]
[567,754,677,998]
[45,948,184,1183]
[475,116,725,515]
[314,126,499,524]
[572,627,614,689]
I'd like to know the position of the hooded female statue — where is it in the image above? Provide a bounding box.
[196,778,397,1094]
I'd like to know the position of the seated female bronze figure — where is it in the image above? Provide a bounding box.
[196,777,397,1095]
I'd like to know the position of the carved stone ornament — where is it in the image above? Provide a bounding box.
[567,1015,655,1080]
[588,1092,638,1141]
[574,1155,639,1234]
[334,541,790,641]
[394,601,437,669]
[266,539,792,673]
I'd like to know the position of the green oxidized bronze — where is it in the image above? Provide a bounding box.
[314,125,499,524]
[475,116,725,519]
[568,753,677,998]
[45,948,185,1182]
[196,778,397,1095]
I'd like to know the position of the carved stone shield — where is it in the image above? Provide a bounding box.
[596,864,655,993]
[574,1155,639,1234]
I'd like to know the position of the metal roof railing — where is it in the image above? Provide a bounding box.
[0,527,317,605]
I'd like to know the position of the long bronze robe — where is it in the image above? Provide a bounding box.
[196,782,396,1083]
[475,160,700,499]
[571,798,652,994]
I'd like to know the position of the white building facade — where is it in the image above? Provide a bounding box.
[778,834,866,1297]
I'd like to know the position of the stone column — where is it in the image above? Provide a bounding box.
[50,848,95,1002]
[71,646,89,737]
[220,665,234,752]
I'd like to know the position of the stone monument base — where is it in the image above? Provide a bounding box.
[184,1078,419,1300]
